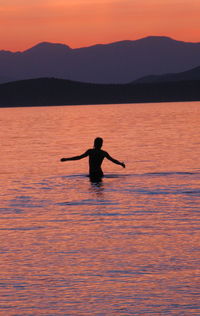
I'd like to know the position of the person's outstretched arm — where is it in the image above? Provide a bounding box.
[60,150,89,162]
[105,152,125,168]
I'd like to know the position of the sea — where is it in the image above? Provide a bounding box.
[0,102,200,315]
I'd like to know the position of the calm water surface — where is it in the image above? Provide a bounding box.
[0,102,200,315]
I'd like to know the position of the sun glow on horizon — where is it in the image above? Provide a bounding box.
[0,0,200,51]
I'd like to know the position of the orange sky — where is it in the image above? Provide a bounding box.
[0,0,200,51]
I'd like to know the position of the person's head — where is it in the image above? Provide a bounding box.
[94,137,103,149]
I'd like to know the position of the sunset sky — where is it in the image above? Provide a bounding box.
[0,0,200,51]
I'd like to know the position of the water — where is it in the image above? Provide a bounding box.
[0,102,200,315]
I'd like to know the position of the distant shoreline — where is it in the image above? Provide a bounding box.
[0,99,199,110]
[0,78,200,108]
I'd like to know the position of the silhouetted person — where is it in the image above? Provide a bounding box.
[60,137,125,182]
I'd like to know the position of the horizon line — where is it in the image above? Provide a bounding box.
[1,35,200,53]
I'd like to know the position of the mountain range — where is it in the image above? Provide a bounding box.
[0,77,200,107]
[1,36,200,84]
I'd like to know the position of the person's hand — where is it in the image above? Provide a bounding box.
[121,162,125,168]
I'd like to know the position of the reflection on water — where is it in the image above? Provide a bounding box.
[0,102,200,315]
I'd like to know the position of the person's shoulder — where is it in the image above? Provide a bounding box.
[101,150,108,156]
[85,148,92,154]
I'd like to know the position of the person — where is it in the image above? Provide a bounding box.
[60,137,125,181]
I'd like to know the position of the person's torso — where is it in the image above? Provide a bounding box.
[88,149,107,172]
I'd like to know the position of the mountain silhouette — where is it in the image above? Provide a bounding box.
[1,36,200,84]
[24,42,71,54]
[134,65,200,83]
[0,77,200,107]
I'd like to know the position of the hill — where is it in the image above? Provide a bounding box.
[134,65,200,83]
[0,77,200,107]
[1,37,200,84]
